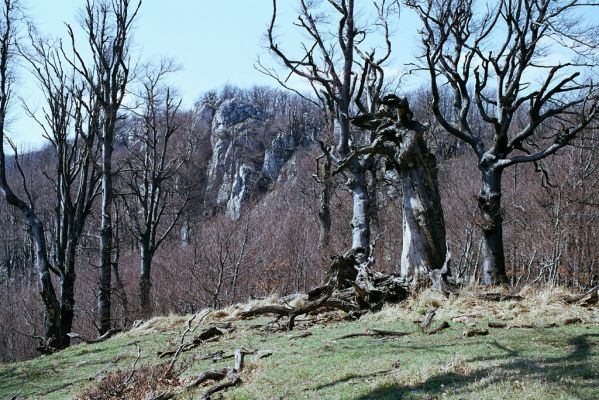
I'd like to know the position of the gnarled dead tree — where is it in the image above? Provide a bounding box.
[240,246,409,329]
[409,0,599,285]
[340,95,450,288]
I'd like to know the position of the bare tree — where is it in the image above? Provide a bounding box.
[22,30,102,347]
[120,62,190,318]
[409,0,599,285]
[0,0,65,351]
[64,0,141,333]
[259,0,399,253]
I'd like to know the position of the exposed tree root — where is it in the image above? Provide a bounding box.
[239,248,409,329]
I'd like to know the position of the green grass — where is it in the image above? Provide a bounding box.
[1,312,598,399]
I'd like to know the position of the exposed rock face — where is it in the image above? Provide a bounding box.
[201,97,313,219]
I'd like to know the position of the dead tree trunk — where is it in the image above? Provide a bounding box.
[397,129,447,285]
[347,95,449,289]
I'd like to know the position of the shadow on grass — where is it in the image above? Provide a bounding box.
[352,333,599,400]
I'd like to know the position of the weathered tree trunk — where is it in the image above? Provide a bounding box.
[349,162,371,251]
[348,95,449,289]
[317,153,332,248]
[31,220,62,351]
[0,166,62,350]
[98,138,114,335]
[139,243,153,319]
[337,106,372,253]
[399,135,447,284]
[478,167,508,286]
[59,244,77,348]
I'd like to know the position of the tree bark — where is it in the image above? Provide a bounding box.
[98,137,114,334]
[139,243,153,319]
[349,96,448,287]
[59,245,77,348]
[478,167,508,286]
[31,219,62,351]
[317,148,332,248]
[399,145,447,283]
[349,162,371,251]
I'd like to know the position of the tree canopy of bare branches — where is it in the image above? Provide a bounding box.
[259,0,400,252]
[408,0,599,285]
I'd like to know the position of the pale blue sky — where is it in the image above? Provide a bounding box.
[14,1,597,149]
[10,0,419,148]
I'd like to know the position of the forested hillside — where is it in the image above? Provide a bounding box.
[0,1,598,398]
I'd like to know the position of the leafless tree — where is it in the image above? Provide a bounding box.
[0,0,76,351]
[64,0,141,333]
[409,0,599,285]
[259,0,400,253]
[22,29,102,347]
[120,61,190,318]
[0,0,66,351]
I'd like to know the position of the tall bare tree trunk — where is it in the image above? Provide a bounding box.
[98,137,114,334]
[59,243,77,347]
[338,116,372,252]
[317,153,332,248]
[31,218,62,350]
[139,243,153,318]
[478,167,508,286]
[349,163,371,250]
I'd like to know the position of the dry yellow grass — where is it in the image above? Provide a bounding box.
[362,285,599,327]
[129,286,598,335]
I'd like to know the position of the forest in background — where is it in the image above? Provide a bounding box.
[0,0,598,363]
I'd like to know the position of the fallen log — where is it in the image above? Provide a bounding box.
[487,321,557,329]
[475,293,525,302]
[463,328,489,337]
[565,287,598,307]
[333,329,410,340]
[428,321,450,335]
[563,317,583,325]
[184,370,228,390]
[158,326,229,359]
[199,372,241,400]
[67,328,122,344]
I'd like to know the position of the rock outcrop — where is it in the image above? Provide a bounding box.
[200,97,314,219]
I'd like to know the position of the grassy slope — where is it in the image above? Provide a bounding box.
[1,291,598,400]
